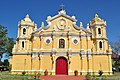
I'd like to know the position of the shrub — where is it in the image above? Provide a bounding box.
[86,72,91,80]
[22,71,26,75]
[74,70,78,76]
[98,70,103,76]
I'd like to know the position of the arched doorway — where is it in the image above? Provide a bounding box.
[56,57,68,75]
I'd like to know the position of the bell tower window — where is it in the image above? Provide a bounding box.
[23,28,26,35]
[59,39,65,48]
[98,28,101,34]
[99,41,102,49]
[22,41,24,48]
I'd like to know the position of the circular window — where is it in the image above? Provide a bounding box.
[73,39,78,44]
[72,38,79,45]
[46,39,50,44]
[74,39,78,44]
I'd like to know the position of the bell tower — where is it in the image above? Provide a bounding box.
[89,14,109,53]
[13,14,37,52]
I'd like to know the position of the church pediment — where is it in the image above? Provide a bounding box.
[32,10,91,35]
[46,10,77,22]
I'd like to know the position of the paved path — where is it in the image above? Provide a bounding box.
[39,75,86,80]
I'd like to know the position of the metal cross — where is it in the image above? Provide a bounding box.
[60,3,65,10]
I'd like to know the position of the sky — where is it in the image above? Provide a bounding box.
[0,0,120,42]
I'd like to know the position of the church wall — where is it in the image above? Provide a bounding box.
[41,37,52,50]
[70,55,81,71]
[69,54,81,75]
[82,37,87,50]
[88,55,92,73]
[32,56,40,70]
[11,54,31,72]
[81,55,88,75]
[70,37,80,51]
[32,37,40,52]
[93,55,111,75]
[41,55,52,71]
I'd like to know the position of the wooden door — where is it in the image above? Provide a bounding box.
[56,57,68,75]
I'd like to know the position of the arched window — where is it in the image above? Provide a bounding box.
[23,28,26,35]
[99,41,102,49]
[22,41,24,48]
[98,28,101,34]
[59,39,65,48]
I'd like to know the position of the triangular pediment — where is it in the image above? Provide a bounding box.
[32,10,91,35]
[46,13,77,22]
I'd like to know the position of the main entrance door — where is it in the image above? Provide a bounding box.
[56,57,68,75]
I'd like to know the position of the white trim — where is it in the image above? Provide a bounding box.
[33,37,36,40]
[11,70,56,72]
[11,70,112,73]
[88,69,92,72]
[46,13,77,22]
[88,55,92,60]
[33,48,37,50]
[81,70,85,72]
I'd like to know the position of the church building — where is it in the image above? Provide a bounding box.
[10,9,112,75]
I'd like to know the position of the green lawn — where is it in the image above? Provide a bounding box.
[105,72,120,80]
[0,72,39,80]
[87,72,120,80]
[0,72,120,80]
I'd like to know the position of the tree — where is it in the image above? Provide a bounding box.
[0,25,14,58]
[110,41,120,71]
[110,41,120,54]
[3,59,9,66]
[6,38,14,56]
[0,25,7,55]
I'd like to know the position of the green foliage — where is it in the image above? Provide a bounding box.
[86,72,91,80]
[0,25,14,57]
[22,71,26,75]
[112,56,120,69]
[6,38,14,56]
[8,64,12,72]
[0,25,7,54]
[3,59,9,66]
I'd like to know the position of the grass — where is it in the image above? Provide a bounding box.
[104,72,120,80]
[86,72,120,80]
[0,72,120,80]
[0,71,39,80]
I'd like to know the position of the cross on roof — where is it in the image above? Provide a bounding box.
[60,3,65,10]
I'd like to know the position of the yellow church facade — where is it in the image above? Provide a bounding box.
[10,10,112,75]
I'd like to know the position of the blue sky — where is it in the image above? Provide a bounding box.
[0,0,120,42]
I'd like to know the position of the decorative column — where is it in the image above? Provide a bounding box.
[51,54,55,75]
[68,54,72,75]
[108,54,112,75]
[81,54,85,75]
[87,35,92,74]
[32,53,37,72]
[39,54,43,73]
[92,54,94,75]
[88,54,92,74]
